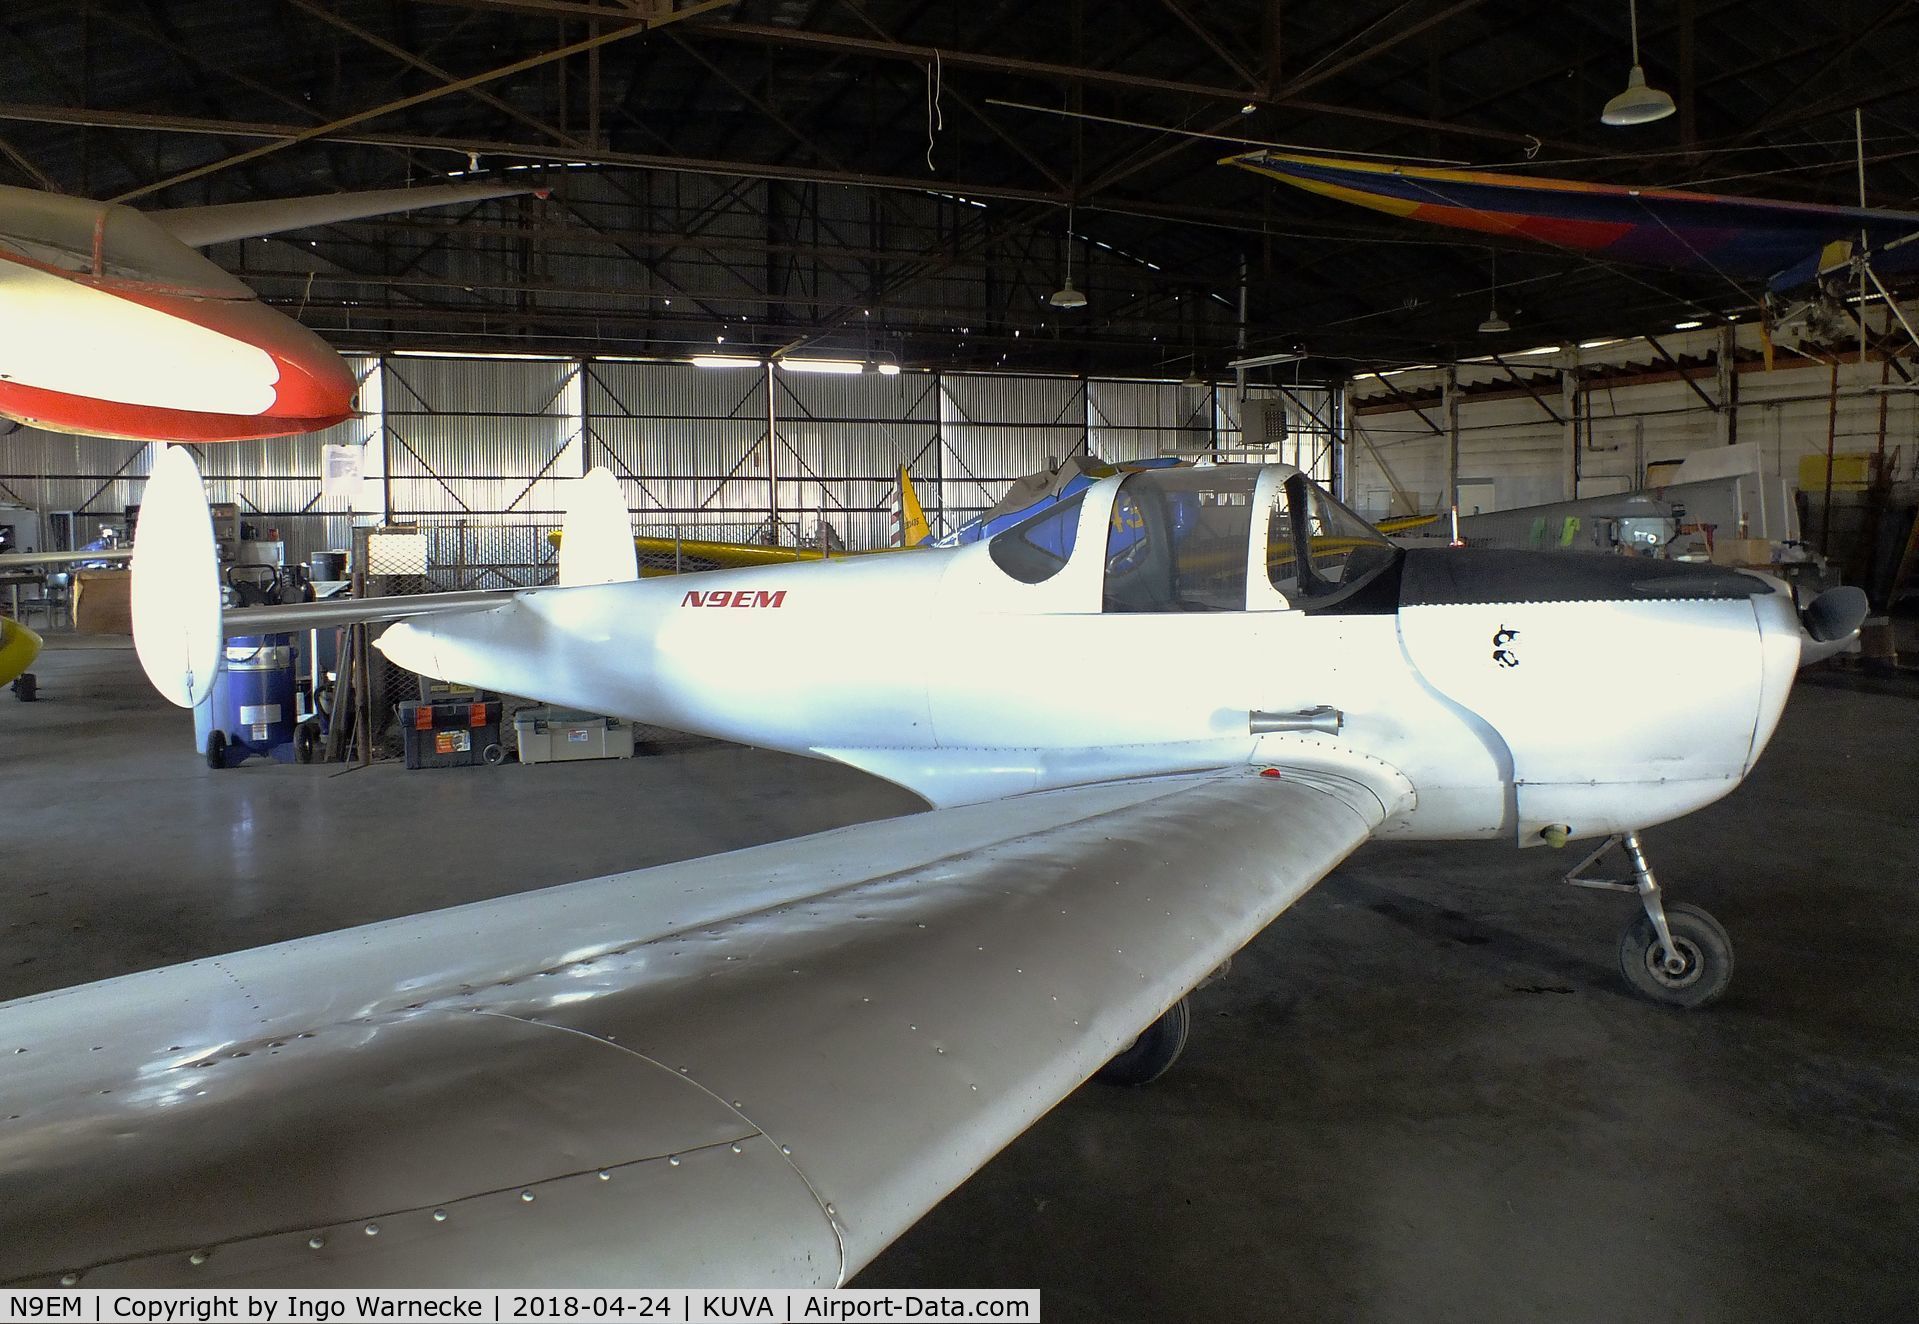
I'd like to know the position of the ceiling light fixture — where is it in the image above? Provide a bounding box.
[1049,205,1088,309]
[1479,249,1510,334]
[1601,0,1676,126]
[1225,351,1307,370]
[778,358,866,375]
[690,355,760,369]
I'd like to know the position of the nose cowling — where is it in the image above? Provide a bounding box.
[1394,549,1793,844]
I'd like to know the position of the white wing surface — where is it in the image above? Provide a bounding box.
[149,183,542,248]
[0,769,1385,1288]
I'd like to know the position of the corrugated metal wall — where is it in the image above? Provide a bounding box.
[5,356,1337,585]
[1345,325,1918,520]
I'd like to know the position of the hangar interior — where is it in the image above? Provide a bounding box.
[2,1,1917,1318]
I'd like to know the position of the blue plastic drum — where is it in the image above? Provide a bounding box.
[201,633,300,766]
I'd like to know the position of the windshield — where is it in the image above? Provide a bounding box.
[988,492,1085,584]
[1269,473,1400,601]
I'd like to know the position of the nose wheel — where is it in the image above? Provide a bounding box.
[1565,833,1734,1008]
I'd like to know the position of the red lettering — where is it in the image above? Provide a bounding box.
[681,588,786,608]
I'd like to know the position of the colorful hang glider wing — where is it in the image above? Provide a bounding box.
[1226,151,1919,291]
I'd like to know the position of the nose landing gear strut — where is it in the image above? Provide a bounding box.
[1565,833,1734,1008]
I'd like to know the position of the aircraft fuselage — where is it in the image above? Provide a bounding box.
[378,466,1803,846]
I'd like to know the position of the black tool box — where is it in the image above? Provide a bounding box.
[398,699,505,770]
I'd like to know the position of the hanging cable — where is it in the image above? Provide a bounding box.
[925,49,944,173]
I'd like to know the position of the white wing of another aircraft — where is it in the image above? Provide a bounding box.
[148,181,543,248]
[0,767,1382,1287]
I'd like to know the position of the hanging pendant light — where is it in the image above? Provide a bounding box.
[1602,0,1676,126]
[1479,249,1510,334]
[1049,206,1088,309]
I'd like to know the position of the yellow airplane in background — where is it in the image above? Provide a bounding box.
[549,463,932,575]
[0,616,40,697]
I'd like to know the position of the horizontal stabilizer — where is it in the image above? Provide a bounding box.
[130,446,222,709]
[150,182,544,249]
[558,468,639,587]
[0,547,132,570]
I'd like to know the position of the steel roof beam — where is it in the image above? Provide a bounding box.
[404,0,1591,154]
[1153,0,1262,91]
[108,0,736,204]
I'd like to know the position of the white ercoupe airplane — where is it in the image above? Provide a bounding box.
[0,448,1866,1288]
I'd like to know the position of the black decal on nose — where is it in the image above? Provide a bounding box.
[1492,624,1520,668]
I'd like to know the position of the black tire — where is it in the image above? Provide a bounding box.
[481,742,506,767]
[294,721,320,764]
[12,672,36,702]
[205,730,228,771]
[1619,903,1733,1009]
[1095,997,1191,1086]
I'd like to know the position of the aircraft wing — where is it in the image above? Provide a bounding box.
[1227,150,1919,290]
[0,768,1384,1287]
[149,182,545,248]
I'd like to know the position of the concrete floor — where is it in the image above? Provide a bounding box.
[3,637,1916,1322]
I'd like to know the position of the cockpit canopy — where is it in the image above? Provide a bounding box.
[0,185,252,299]
[988,463,1399,611]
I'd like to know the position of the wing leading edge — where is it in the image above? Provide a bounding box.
[0,768,1384,1288]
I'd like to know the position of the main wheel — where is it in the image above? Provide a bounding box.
[11,672,36,702]
[205,730,228,771]
[1619,903,1733,1009]
[1095,997,1191,1086]
[294,721,320,764]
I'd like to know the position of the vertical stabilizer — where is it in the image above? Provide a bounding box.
[889,465,931,548]
[558,467,638,587]
[131,446,223,708]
